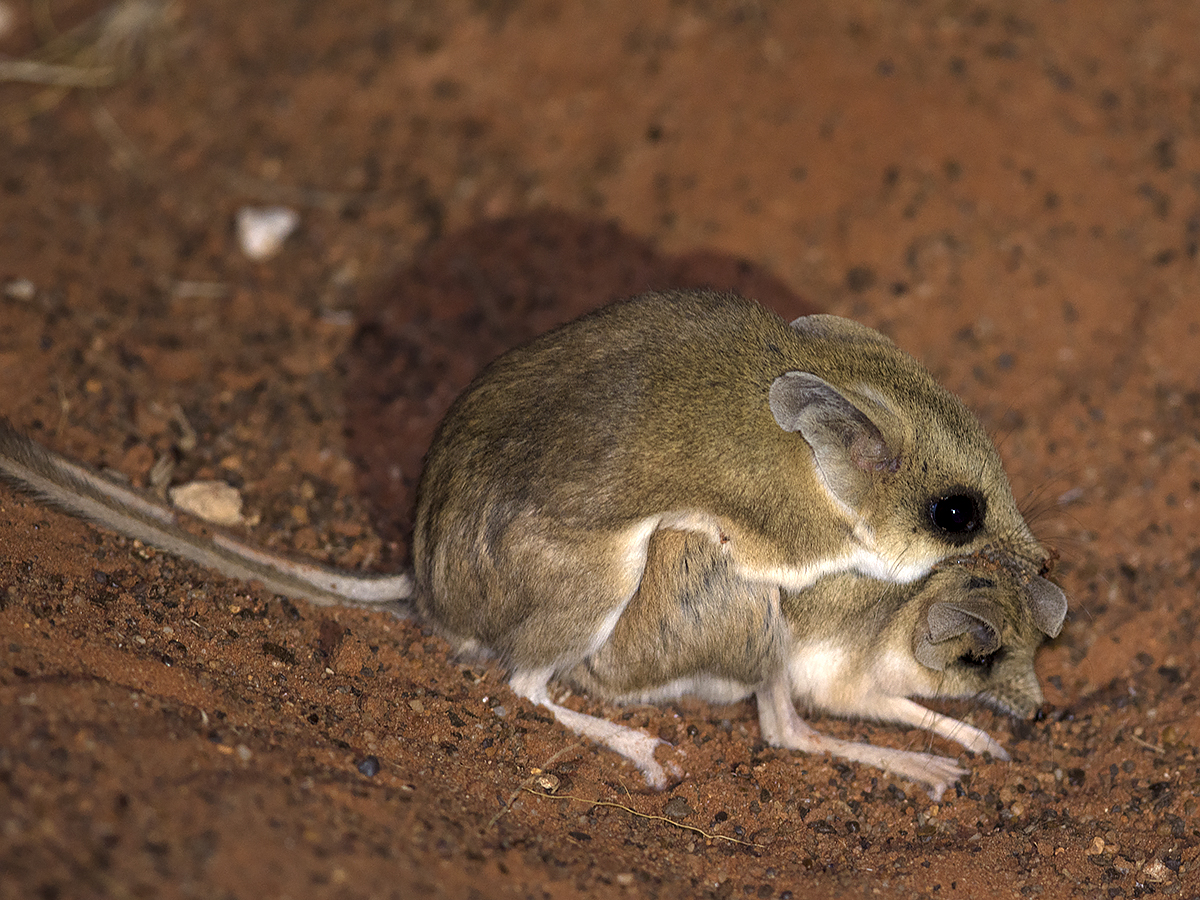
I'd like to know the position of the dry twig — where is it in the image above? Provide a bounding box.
[1,0,177,124]
[522,788,761,847]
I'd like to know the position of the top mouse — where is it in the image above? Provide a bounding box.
[414,289,1052,670]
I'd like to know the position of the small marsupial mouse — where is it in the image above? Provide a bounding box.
[0,289,1066,798]
[566,527,1063,797]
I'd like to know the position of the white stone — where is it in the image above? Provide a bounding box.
[236,206,299,260]
[169,480,245,526]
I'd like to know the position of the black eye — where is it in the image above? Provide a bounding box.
[929,492,984,537]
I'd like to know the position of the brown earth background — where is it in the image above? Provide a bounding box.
[2,1,1200,898]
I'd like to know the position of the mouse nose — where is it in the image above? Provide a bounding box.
[988,671,1043,719]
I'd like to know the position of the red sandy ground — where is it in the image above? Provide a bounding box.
[2,2,1199,898]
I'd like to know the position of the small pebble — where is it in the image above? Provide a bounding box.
[1142,859,1170,883]
[357,755,381,777]
[169,480,245,526]
[236,206,299,260]
[3,278,35,301]
[663,797,695,819]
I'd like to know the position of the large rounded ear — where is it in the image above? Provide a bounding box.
[769,372,900,510]
[1027,575,1067,638]
[913,598,1001,671]
[789,314,899,350]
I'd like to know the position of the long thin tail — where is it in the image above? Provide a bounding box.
[0,420,414,607]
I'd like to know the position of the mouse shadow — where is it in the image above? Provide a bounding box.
[341,209,815,566]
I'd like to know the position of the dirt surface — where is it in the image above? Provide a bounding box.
[2,1,1200,898]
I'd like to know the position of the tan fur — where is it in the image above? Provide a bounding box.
[414,290,1052,668]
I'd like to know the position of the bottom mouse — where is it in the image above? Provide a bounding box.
[506,529,1065,800]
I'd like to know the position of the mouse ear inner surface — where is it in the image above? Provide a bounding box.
[927,599,1001,652]
[769,372,899,509]
[1027,575,1068,638]
[913,635,950,671]
[913,599,1003,672]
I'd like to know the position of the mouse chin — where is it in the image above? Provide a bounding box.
[978,689,1040,720]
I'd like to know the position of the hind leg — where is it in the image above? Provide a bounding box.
[508,667,683,789]
[516,528,786,787]
[569,528,789,700]
[755,675,969,801]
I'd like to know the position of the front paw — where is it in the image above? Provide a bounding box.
[906,752,970,802]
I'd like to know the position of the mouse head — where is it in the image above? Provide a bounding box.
[769,314,1050,581]
[903,551,1066,716]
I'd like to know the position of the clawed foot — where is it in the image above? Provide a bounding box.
[606,728,686,789]
[873,748,969,802]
